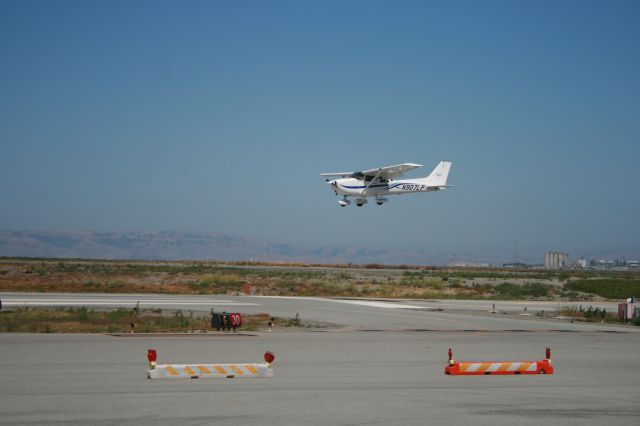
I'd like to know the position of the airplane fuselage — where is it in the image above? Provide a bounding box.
[330,177,441,197]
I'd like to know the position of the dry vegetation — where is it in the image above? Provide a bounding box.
[1,258,638,301]
[556,304,640,326]
[0,307,306,333]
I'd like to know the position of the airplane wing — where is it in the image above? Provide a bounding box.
[321,163,422,180]
[361,163,422,179]
[320,171,355,177]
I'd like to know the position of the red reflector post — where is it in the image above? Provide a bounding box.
[264,351,275,364]
[148,349,157,363]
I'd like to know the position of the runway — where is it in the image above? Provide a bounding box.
[1,293,638,425]
[0,292,626,331]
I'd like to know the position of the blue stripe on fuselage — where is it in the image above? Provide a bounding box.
[388,183,406,189]
[339,183,389,189]
[338,182,409,189]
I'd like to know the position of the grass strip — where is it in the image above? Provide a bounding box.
[0,307,303,333]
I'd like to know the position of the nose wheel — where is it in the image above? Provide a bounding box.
[338,197,351,207]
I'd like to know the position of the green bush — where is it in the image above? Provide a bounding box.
[565,279,640,299]
[400,278,443,289]
[494,283,550,298]
[106,308,133,320]
[74,306,90,321]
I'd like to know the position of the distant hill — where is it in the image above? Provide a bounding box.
[0,229,461,265]
[2,230,636,266]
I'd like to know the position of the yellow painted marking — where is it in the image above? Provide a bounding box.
[197,365,211,374]
[166,366,180,376]
[245,364,258,374]
[184,366,197,376]
[497,363,511,372]
[229,364,244,375]
[213,365,228,375]
[477,363,491,373]
[519,362,532,371]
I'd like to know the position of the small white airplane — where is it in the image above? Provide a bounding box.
[321,161,452,207]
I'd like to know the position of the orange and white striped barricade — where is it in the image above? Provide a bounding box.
[445,347,554,375]
[147,349,275,379]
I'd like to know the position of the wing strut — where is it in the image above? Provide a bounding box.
[364,169,384,191]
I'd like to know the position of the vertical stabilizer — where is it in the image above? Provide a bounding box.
[424,161,452,187]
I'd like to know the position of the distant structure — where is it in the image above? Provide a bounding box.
[545,251,569,270]
[503,262,527,269]
[577,257,588,269]
[448,262,491,268]
[590,259,640,270]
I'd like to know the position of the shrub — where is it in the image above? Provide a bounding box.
[565,279,640,299]
[495,283,550,298]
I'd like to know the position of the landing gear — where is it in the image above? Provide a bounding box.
[375,197,388,206]
[338,197,351,207]
[337,197,375,207]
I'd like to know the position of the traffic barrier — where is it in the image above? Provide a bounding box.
[147,349,275,379]
[445,347,554,375]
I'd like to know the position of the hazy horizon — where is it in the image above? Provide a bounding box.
[1,228,638,266]
[1,1,639,263]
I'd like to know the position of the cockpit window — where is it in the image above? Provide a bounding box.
[364,175,388,183]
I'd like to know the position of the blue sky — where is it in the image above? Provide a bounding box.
[1,0,639,263]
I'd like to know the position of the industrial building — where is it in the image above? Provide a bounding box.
[545,251,569,269]
[590,259,640,270]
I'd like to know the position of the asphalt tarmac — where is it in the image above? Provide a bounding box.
[1,293,639,425]
[0,292,625,331]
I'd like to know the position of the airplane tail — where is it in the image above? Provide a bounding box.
[423,161,452,187]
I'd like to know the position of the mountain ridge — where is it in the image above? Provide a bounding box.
[1,230,637,266]
[0,229,451,265]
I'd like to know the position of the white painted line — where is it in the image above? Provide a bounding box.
[3,298,237,302]
[2,300,258,306]
[329,299,427,310]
